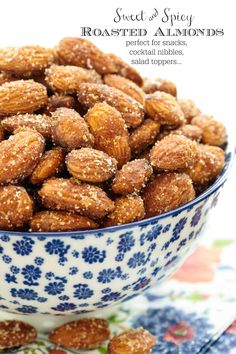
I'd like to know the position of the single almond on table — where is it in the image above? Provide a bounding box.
[49,318,110,350]
[38,178,114,219]
[178,98,201,123]
[78,83,144,128]
[30,210,98,232]
[108,327,156,354]
[0,320,37,349]
[143,77,177,97]
[0,80,48,115]
[0,129,45,184]
[150,135,198,170]
[143,172,195,217]
[192,114,226,146]
[66,148,117,183]
[112,159,153,195]
[0,186,34,230]
[129,119,160,156]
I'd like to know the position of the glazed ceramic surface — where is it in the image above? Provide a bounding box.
[0,145,234,316]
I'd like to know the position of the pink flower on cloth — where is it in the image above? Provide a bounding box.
[227,321,236,334]
[49,350,67,354]
[164,321,195,344]
[172,246,221,283]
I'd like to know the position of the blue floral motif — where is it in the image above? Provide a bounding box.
[170,217,187,243]
[83,271,93,279]
[37,297,47,303]
[16,305,37,314]
[10,266,20,274]
[13,238,34,256]
[0,246,3,254]
[191,207,202,227]
[51,302,77,312]
[69,267,78,275]
[188,231,194,240]
[118,232,135,253]
[206,330,236,353]
[72,250,79,258]
[2,255,12,263]
[34,257,44,265]
[73,284,94,299]
[101,292,122,302]
[11,288,38,301]
[128,252,146,268]
[5,274,17,284]
[163,224,171,233]
[82,246,106,264]
[45,239,69,256]
[45,282,65,295]
[115,253,124,262]
[177,239,187,251]
[59,295,69,301]
[143,224,163,245]
[22,265,42,286]
[98,268,117,284]
[1,234,9,242]
[132,277,151,291]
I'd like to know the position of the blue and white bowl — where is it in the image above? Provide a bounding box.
[0,143,234,318]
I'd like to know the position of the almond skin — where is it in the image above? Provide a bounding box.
[0,129,45,184]
[108,327,156,354]
[143,77,177,97]
[0,124,4,142]
[30,211,98,232]
[129,119,161,156]
[49,318,110,350]
[0,80,48,115]
[51,107,94,150]
[66,148,117,183]
[192,114,227,146]
[178,99,201,123]
[29,147,66,185]
[150,135,198,170]
[78,83,144,128]
[104,195,145,227]
[45,64,102,94]
[0,71,16,85]
[45,95,77,113]
[38,178,114,219]
[0,46,54,74]
[0,186,34,230]
[143,172,195,217]
[85,102,130,167]
[112,159,153,195]
[172,124,203,142]
[57,37,117,74]
[104,74,145,104]
[1,113,53,138]
[0,320,37,349]
[145,91,185,127]
[184,144,225,184]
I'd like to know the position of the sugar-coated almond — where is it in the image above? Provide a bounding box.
[143,77,177,97]
[1,113,52,138]
[29,147,66,185]
[129,119,160,156]
[145,91,185,126]
[172,124,203,142]
[108,327,156,354]
[0,129,45,184]
[57,37,116,74]
[30,211,98,232]
[178,99,201,123]
[0,124,4,142]
[66,148,117,183]
[104,195,145,226]
[184,144,225,184]
[0,320,37,349]
[112,159,153,195]
[45,64,102,94]
[85,102,130,167]
[0,186,34,230]
[150,135,198,170]
[45,95,77,113]
[39,178,114,219]
[0,80,48,114]
[192,114,227,146]
[0,71,16,85]
[49,318,110,350]
[143,172,195,217]
[104,74,145,104]
[0,46,54,74]
[78,83,144,128]
[51,107,94,150]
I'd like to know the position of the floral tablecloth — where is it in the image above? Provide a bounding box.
[1,168,236,354]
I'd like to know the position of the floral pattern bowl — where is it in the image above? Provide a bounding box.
[0,143,234,318]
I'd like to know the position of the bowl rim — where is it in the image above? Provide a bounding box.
[1,140,235,237]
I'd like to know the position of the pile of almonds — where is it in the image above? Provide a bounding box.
[0,38,226,232]
[0,318,156,353]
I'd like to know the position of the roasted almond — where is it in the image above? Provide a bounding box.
[0,186,34,230]
[85,102,130,167]
[104,74,145,104]
[192,114,227,146]
[78,83,144,128]
[45,94,77,113]
[29,147,66,185]
[104,195,145,226]
[0,46,54,74]
[0,124,4,142]
[51,107,94,149]
[143,172,195,217]
[66,148,117,183]
[178,98,201,123]
[0,320,37,349]
[0,71,16,85]
[39,178,114,219]
[0,80,48,115]
[57,37,116,74]
[0,129,45,184]
[1,113,52,138]
[145,91,185,127]
[108,327,156,354]
[150,135,198,170]
[45,64,102,94]
[30,210,98,232]
[129,119,160,156]
[172,124,203,141]
[112,159,153,195]
[49,318,110,350]
[143,77,177,97]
